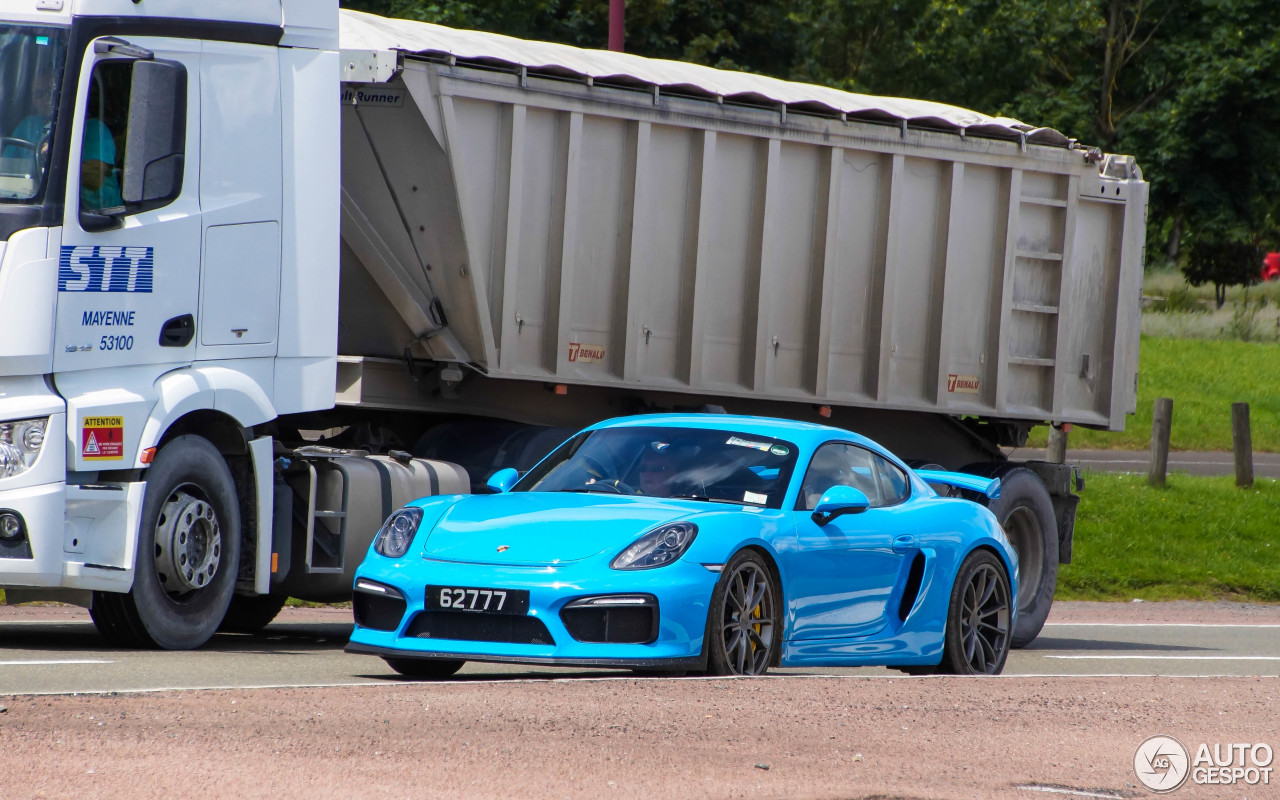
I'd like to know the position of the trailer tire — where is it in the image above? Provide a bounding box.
[90,435,241,650]
[963,464,1057,648]
[219,594,288,633]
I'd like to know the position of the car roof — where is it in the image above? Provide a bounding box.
[585,413,881,452]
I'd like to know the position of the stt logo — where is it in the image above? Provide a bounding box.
[58,245,154,293]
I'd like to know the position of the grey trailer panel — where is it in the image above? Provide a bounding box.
[337,46,1146,431]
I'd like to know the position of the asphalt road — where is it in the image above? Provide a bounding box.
[1007,448,1280,478]
[1,605,1276,696]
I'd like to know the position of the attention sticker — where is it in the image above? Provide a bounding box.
[82,416,124,461]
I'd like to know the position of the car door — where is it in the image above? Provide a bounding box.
[786,442,914,640]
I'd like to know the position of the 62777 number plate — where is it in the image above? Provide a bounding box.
[426,585,529,615]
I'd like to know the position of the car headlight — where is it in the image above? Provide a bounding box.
[373,507,425,558]
[611,522,698,570]
[0,418,48,479]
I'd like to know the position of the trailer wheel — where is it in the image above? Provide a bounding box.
[963,464,1057,648]
[90,435,241,650]
[218,594,288,633]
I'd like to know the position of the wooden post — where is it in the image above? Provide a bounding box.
[1047,424,1068,464]
[609,0,625,51]
[1148,397,1173,487]
[1232,402,1253,488]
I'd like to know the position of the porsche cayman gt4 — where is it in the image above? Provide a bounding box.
[346,414,1017,678]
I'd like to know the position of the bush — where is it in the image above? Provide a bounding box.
[1153,284,1207,313]
[1225,293,1264,341]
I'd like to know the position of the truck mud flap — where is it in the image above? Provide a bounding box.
[1020,461,1082,565]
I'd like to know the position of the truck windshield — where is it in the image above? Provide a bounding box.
[514,426,800,508]
[0,24,67,203]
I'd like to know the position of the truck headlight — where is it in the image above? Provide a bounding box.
[0,418,47,479]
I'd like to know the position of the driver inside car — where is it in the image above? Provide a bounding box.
[636,445,677,496]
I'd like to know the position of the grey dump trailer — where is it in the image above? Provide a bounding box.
[329,10,1147,647]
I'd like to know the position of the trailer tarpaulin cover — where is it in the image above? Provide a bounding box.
[338,9,1069,146]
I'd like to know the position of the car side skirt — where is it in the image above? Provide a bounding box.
[346,641,706,671]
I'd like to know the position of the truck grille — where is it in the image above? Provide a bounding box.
[406,611,555,646]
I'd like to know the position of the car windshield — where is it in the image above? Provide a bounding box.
[515,425,800,509]
[0,24,67,202]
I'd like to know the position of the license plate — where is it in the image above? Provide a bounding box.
[425,585,529,615]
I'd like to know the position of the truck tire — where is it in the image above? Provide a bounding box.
[89,435,241,650]
[963,464,1058,648]
[218,594,288,633]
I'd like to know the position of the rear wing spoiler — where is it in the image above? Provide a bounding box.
[915,470,1001,500]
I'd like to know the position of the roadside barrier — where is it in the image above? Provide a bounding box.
[1146,397,1253,488]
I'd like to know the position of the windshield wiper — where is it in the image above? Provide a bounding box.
[668,493,749,505]
[559,486,626,495]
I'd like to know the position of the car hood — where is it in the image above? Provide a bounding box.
[419,492,702,566]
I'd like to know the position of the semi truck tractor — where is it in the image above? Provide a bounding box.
[0,0,1147,649]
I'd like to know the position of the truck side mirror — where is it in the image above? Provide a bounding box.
[122,59,187,209]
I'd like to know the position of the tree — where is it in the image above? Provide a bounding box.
[1183,238,1262,307]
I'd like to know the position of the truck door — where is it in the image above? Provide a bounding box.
[194,41,282,360]
[54,38,201,376]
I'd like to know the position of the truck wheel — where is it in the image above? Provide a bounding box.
[964,464,1057,648]
[218,594,288,633]
[90,435,241,650]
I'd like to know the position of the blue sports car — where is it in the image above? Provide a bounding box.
[346,414,1017,677]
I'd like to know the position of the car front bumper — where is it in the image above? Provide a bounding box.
[347,555,719,666]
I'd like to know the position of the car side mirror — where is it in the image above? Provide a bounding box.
[122,58,187,209]
[810,485,870,525]
[486,467,519,494]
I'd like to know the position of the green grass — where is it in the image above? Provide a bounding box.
[1056,472,1280,602]
[1027,336,1280,452]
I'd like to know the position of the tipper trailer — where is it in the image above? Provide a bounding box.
[0,0,1147,650]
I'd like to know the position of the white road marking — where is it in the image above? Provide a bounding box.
[0,659,114,666]
[1045,622,1280,628]
[5,671,1269,697]
[1015,785,1127,799]
[1046,655,1280,661]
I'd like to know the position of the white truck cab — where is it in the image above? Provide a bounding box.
[0,0,432,648]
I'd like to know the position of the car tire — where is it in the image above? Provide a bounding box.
[962,464,1058,648]
[938,549,1012,675]
[383,658,465,680]
[704,550,781,676]
[218,593,289,633]
[90,435,241,650]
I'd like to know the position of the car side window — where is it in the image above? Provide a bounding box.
[797,443,883,511]
[873,455,910,506]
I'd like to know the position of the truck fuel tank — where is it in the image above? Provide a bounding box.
[271,447,468,601]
